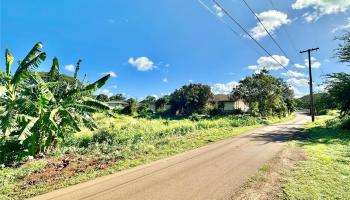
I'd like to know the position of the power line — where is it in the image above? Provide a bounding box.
[241,0,300,73]
[267,0,305,67]
[197,0,264,57]
[212,0,289,72]
[198,0,240,37]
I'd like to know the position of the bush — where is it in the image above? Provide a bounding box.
[92,129,117,144]
[340,117,350,130]
[0,138,26,166]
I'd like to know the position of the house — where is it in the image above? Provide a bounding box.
[107,101,129,108]
[210,94,249,113]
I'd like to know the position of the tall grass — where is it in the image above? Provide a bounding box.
[0,114,291,200]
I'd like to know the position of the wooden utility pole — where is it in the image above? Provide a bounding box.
[300,48,319,122]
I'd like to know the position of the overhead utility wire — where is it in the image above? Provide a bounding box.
[212,0,289,72]
[241,0,299,72]
[197,0,264,57]
[267,0,305,66]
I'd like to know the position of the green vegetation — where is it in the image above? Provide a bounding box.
[169,83,213,115]
[295,93,337,115]
[232,69,295,117]
[0,43,111,164]
[0,113,294,200]
[282,117,350,199]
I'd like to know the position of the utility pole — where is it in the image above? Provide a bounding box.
[300,48,319,122]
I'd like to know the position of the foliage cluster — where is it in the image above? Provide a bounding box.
[0,43,111,165]
[231,69,295,117]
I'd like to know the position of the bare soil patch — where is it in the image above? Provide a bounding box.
[22,155,115,189]
[231,147,306,200]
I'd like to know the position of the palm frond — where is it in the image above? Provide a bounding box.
[84,74,110,91]
[57,108,81,132]
[5,48,14,76]
[20,42,43,65]
[82,115,98,130]
[74,59,81,80]
[48,57,60,82]
[82,97,110,110]
[32,73,55,102]
[17,116,38,143]
[12,52,46,85]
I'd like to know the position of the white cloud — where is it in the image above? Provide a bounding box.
[213,4,224,17]
[249,10,291,40]
[248,55,289,71]
[332,17,350,33]
[294,63,306,69]
[64,64,75,72]
[128,57,155,71]
[287,78,309,87]
[211,81,239,95]
[282,70,306,77]
[162,77,168,83]
[305,57,321,69]
[189,80,193,83]
[98,89,113,97]
[292,0,350,22]
[290,86,304,98]
[315,84,326,92]
[101,71,117,77]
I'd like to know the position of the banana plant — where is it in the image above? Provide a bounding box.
[0,42,46,137]
[0,43,111,159]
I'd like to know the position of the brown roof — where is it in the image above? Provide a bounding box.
[211,94,232,102]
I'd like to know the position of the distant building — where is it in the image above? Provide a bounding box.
[210,94,249,113]
[107,101,129,108]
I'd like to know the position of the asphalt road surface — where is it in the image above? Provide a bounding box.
[31,113,309,200]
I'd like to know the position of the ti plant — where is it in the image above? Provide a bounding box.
[0,43,111,163]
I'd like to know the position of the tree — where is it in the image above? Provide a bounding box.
[169,84,213,115]
[335,32,350,65]
[96,94,109,102]
[326,32,350,117]
[121,98,137,115]
[155,95,170,111]
[231,69,294,117]
[109,93,126,101]
[325,73,350,116]
[295,93,337,114]
[0,43,111,164]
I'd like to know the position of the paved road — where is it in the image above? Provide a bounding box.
[31,113,309,200]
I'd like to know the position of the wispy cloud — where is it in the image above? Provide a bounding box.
[292,0,350,22]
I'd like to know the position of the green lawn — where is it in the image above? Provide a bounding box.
[282,116,350,199]
[0,114,295,200]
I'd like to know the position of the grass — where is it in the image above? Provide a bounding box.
[0,113,294,200]
[281,115,350,199]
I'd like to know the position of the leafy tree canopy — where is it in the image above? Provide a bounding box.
[169,83,213,115]
[231,69,294,117]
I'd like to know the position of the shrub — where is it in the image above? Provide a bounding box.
[92,129,117,144]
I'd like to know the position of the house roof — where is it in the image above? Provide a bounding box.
[107,101,128,105]
[211,94,232,102]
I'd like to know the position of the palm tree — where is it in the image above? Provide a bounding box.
[0,43,111,161]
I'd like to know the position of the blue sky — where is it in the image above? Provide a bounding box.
[1,0,350,99]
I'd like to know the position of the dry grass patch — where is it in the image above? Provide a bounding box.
[231,147,306,200]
